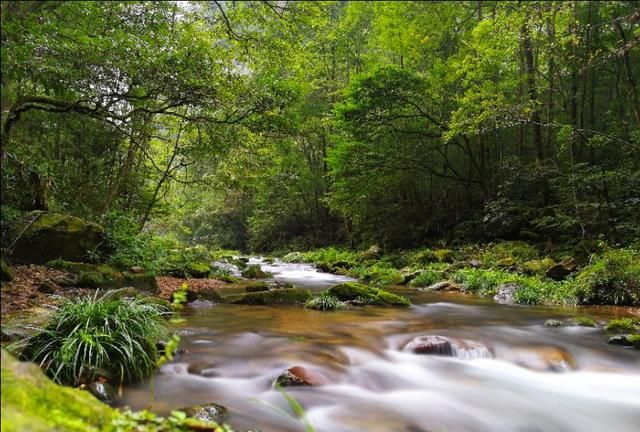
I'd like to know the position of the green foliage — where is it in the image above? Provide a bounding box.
[451,269,513,296]
[575,248,640,306]
[10,292,169,385]
[481,241,539,267]
[348,263,404,286]
[410,269,445,288]
[305,292,346,311]
[1,259,14,282]
[605,318,640,333]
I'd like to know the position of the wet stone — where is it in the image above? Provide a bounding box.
[183,403,227,423]
[404,335,454,356]
[275,366,327,387]
[87,381,116,404]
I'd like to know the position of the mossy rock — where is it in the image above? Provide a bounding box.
[1,259,14,282]
[245,282,269,293]
[46,260,158,293]
[241,264,268,279]
[605,318,639,333]
[433,249,455,263]
[327,282,410,307]
[225,288,312,305]
[0,350,116,431]
[522,258,556,275]
[9,212,105,264]
[184,262,211,278]
[183,403,227,423]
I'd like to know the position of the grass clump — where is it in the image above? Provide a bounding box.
[480,241,538,267]
[451,268,512,296]
[305,292,346,311]
[574,317,596,327]
[574,248,640,306]
[410,268,445,288]
[348,263,404,286]
[605,318,640,333]
[9,292,169,386]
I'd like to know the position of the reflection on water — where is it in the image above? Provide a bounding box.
[119,260,640,432]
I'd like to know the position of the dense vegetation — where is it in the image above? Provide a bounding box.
[0,2,638,430]
[1,1,638,252]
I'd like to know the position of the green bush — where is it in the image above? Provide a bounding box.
[451,268,513,296]
[348,263,404,286]
[304,292,346,311]
[410,269,444,288]
[10,292,169,386]
[575,248,640,306]
[301,247,359,267]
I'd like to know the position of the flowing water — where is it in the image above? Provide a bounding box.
[119,259,640,432]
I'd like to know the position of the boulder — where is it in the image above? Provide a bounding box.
[241,264,268,279]
[608,335,640,348]
[1,259,14,282]
[183,403,227,423]
[225,288,312,305]
[315,262,333,273]
[46,260,158,293]
[10,212,105,264]
[327,282,410,307]
[275,366,327,387]
[493,283,519,305]
[245,282,269,293]
[545,258,578,281]
[184,262,211,278]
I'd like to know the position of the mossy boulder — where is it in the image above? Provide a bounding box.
[46,260,158,293]
[1,259,14,282]
[327,282,410,307]
[0,350,116,431]
[9,212,105,264]
[241,264,269,279]
[359,245,382,261]
[245,282,269,293]
[522,258,556,275]
[225,288,312,305]
[184,262,211,278]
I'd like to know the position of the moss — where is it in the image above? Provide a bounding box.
[245,282,269,293]
[241,264,269,279]
[433,249,455,263]
[522,258,556,275]
[281,252,305,263]
[605,318,639,333]
[628,334,640,348]
[46,260,158,293]
[1,350,115,431]
[327,282,410,307]
[1,259,14,282]
[11,212,105,264]
[574,317,596,327]
[184,262,211,278]
[225,288,312,305]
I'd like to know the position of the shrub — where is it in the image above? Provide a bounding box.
[10,292,169,385]
[574,248,640,306]
[451,269,513,296]
[302,247,359,267]
[305,292,346,311]
[348,263,404,286]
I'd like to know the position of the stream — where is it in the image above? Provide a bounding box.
[118,258,640,432]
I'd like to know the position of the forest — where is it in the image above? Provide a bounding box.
[1,2,639,432]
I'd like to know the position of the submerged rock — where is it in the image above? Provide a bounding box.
[10,211,105,264]
[275,366,327,387]
[183,403,227,423]
[507,346,577,372]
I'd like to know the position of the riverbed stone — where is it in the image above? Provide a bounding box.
[327,282,410,307]
[275,366,327,387]
[544,319,566,328]
[184,403,227,423]
[425,281,460,292]
[493,283,519,305]
[607,335,640,348]
[225,287,312,305]
[545,258,577,281]
[9,211,106,264]
[404,335,454,356]
[241,264,268,279]
[509,346,577,372]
